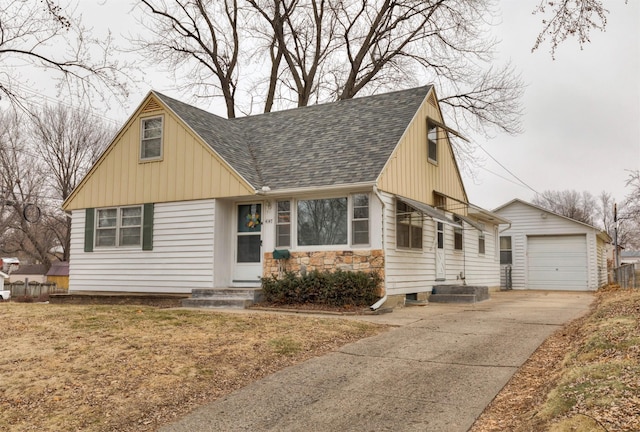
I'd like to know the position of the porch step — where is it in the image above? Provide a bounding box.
[429,285,489,304]
[181,288,263,309]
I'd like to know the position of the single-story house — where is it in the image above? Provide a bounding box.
[62,85,507,307]
[494,199,611,291]
[9,264,47,284]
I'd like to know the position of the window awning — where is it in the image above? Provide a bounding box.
[455,214,486,232]
[397,196,461,227]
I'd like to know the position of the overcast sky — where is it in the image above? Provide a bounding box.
[62,1,640,211]
[463,1,640,210]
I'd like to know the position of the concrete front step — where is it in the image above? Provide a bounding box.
[428,294,478,304]
[429,285,490,304]
[182,288,263,309]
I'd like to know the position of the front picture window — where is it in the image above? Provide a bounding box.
[297,198,348,246]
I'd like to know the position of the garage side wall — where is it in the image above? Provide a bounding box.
[495,201,602,291]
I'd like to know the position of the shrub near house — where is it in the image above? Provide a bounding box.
[261,270,381,307]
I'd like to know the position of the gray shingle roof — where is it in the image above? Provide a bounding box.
[155,86,432,191]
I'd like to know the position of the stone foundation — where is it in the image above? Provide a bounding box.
[263,249,385,295]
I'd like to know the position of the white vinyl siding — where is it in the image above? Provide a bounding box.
[69,200,216,294]
[495,200,608,291]
[380,191,500,295]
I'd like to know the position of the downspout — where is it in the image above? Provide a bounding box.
[370,185,388,311]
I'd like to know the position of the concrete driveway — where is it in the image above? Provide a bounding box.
[160,290,593,432]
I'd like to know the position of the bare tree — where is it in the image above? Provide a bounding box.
[132,0,523,137]
[622,170,640,249]
[598,190,636,249]
[0,0,131,112]
[0,110,56,268]
[532,0,623,59]
[133,0,241,118]
[30,104,114,261]
[532,189,597,225]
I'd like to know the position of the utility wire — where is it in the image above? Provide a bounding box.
[474,142,541,197]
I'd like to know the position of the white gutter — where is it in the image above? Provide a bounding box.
[257,181,376,197]
[370,185,388,311]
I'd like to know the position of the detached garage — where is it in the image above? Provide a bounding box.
[494,199,610,291]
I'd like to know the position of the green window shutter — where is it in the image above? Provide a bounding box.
[142,203,154,251]
[84,208,95,252]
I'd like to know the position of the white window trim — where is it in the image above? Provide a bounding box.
[453,216,464,251]
[351,193,370,246]
[276,194,371,251]
[95,205,143,249]
[140,115,164,162]
[478,231,486,255]
[427,121,438,165]
[396,201,424,251]
[275,200,291,248]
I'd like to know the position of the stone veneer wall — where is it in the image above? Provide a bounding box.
[263,250,385,294]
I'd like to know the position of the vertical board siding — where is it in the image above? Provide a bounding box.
[377,91,467,209]
[496,201,605,291]
[68,200,216,294]
[381,192,500,295]
[65,97,254,211]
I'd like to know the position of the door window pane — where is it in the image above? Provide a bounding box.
[238,204,262,233]
[237,235,261,263]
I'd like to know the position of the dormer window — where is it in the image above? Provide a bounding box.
[427,121,438,164]
[141,116,163,161]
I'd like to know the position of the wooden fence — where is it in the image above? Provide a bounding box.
[4,281,68,299]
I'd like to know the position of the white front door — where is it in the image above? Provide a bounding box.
[233,203,263,284]
[435,222,446,280]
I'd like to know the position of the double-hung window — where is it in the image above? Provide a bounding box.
[276,201,291,248]
[500,236,512,265]
[352,194,369,245]
[454,216,463,250]
[96,206,143,247]
[140,116,163,161]
[478,232,485,255]
[396,201,423,250]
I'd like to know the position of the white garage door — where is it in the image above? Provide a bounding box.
[527,235,588,290]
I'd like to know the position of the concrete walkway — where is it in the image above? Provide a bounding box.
[159,291,593,432]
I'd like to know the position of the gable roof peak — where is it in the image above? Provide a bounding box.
[150,85,436,191]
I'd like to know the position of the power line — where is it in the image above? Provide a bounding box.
[474,142,541,197]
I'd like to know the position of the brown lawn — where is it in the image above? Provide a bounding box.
[0,303,385,431]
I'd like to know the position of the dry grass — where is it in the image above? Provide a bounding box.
[471,286,640,432]
[0,303,385,431]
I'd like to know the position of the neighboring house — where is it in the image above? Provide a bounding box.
[621,251,640,265]
[62,86,507,306]
[9,264,47,284]
[46,262,70,289]
[494,199,611,291]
